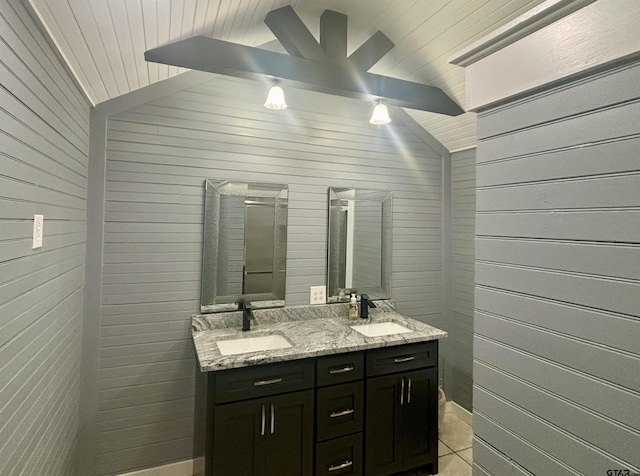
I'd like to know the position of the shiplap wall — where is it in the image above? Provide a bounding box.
[473,60,640,475]
[0,0,90,474]
[450,147,475,412]
[96,75,444,475]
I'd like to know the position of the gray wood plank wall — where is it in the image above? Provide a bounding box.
[450,147,476,412]
[474,59,640,475]
[0,0,90,474]
[96,75,445,474]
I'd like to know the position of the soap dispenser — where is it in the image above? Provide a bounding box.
[348,293,359,320]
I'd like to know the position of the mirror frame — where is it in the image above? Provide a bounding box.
[326,187,392,303]
[200,179,288,313]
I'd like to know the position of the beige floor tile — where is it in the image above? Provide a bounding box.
[443,411,463,425]
[457,447,473,465]
[439,413,473,452]
[439,440,454,456]
[436,453,472,476]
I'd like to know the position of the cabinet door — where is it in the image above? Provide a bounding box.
[401,368,438,470]
[364,374,404,475]
[265,389,314,476]
[213,398,266,476]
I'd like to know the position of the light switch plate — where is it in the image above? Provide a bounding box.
[309,285,326,305]
[33,214,44,249]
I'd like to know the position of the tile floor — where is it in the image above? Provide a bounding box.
[400,405,473,476]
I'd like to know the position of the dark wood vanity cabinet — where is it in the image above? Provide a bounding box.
[212,390,314,476]
[364,343,439,475]
[208,359,315,476]
[206,341,438,476]
[315,352,365,475]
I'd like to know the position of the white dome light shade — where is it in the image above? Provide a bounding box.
[264,85,287,109]
[369,102,391,124]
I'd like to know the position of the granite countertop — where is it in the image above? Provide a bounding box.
[192,301,448,372]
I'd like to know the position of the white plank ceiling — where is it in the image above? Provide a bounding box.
[28,0,544,152]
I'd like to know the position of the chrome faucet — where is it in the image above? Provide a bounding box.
[359,294,376,318]
[237,299,254,331]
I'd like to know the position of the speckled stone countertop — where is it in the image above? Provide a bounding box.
[192,301,447,372]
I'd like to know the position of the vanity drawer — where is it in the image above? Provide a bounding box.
[316,381,364,442]
[315,433,363,476]
[214,360,314,404]
[316,352,364,387]
[365,341,437,377]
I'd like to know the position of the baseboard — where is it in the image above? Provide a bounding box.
[448,401,473,426]
[117,459,194,476]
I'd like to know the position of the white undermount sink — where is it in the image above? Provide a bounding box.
[217,334,293,356]
[350,321,412,337]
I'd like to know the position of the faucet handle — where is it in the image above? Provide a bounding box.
[359,294,376,318]
[361,294,376,307]
[241,300,254,331]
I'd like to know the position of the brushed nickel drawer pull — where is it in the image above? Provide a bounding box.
[394,356,415,363]
[328,460,353,472]
[329,365,355,374]
[330,408,355,418]
[254,377,283,386]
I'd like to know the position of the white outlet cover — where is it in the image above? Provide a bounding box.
[309,285,326,305]
[33,214,44,249]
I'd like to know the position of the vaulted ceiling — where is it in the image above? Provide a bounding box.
[28,0,544,152]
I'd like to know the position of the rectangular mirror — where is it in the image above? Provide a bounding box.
[327,188,392,303]
[201,180,288,313]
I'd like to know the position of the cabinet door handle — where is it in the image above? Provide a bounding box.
[254,377,283,387]
[328,460,353,472]
[329,365,354,374]
[261,405,265,436]
[270,404,275,434]
[400,378,405,405]
[394,356,415,363]
[330,408,355,418]
[407,377,412,404]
